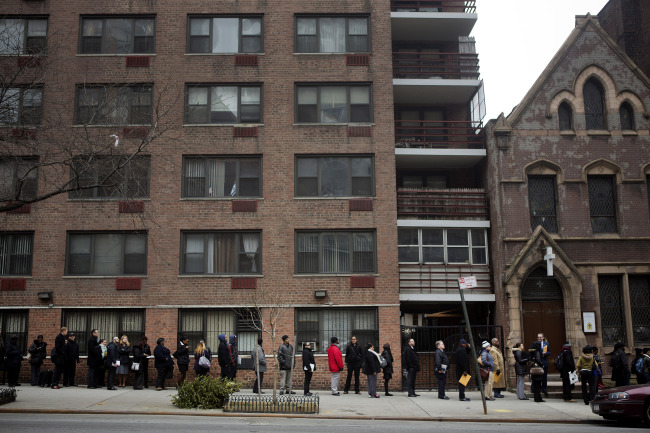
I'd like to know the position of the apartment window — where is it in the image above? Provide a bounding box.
[178,309,260,355]
[398,228,487,265]
[0,157,38,201]
[630,276,650,345]
[80,17,154,54]
[0,17,47,55]
[584,78,606,130]
[188,16,262,53]
[0,232,33,276]
[528,176,558,233]
[296,155,373,197]
[296,308,377,354]
[181,231,261,275]
[588,175,617,233]
[0,87,43,126]
[599,276,626,346]
[62,309,145,354]
[296,84,371,123]
[295,16,369,53]
[69,155,150,199]
[75,85,152,125]
[0,310,28,354]
[296,231,375,274]
[185,85,261,124]
[558,101,572,131]
[65,232,147,276]
[183,156,261,198]
[619,102,634,130]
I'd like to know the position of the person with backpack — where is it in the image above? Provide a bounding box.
[576,345,596,405]
[631,347,646,385]
[556,341,576,402]
[610,342,630,387]
[362,342,381,398]
[28,335,47,386]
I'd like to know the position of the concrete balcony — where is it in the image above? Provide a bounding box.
[399,263,493,302]
[397,187,488,221]
[391,1,477,42]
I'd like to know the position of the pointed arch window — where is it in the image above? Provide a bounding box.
[619,102,635,130]
[584,78,606,130]
[558,101,573,131]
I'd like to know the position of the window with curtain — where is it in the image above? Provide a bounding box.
[0,232,33,276]
[75,84,152,125]
[178,309,260,355]
[185,85,262,124]
[0,157,38,202]
[584,78,606,130]
[588,175,617,233]
[528,176,558,233]
[558,101,572,131]
[295,308,377,354]
[79,16,154,54]
[296,231,375,274]
[62,309,145,354]
[181,231,261,275]
[0,310,28,353]
[182,156,261,198]
[598,276,625,346]
[188,16,262,53]
[0,87,43,126]
[619,102,635,131]
[295,155,373,197]
[397,228,488,265]
[69,155,150,199]
[295,16,369,53]
[0,17,47,55]
[296,84,371,123]
[65,232,147,275]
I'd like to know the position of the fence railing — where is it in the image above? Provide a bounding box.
[391,0,477,13]
[399,263,492,291]
[393,52,479,80]
[397,188,488,220]
[395,120,484,149]
[224,393,319,414]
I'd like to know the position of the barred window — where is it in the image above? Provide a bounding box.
[584,78,606,130]
[65,232,147,276]
[398,228,487,265]
[296,231,376,274]
[80,17,154,54]
[178,309,260,355]
[180,231,261,275]
[295,308,378,354]
[182,156,261,198]
[0,232,33,276]
[0,157,38,202]
[588,175,617,233]
[69,155,150,199]
[0,87,43,126]
[188,16,262,54]
[528,176,558,233]
[599,276,626,346]
[185,85,261,124]
[630,276,650,345]
[295,155,373,197]
[75,85,153,125]
[0,310,28,354]
[619,102,634,131]
[62,309,145,355]
[295,16,369,53]
[558,102,572,131]
[0,17,47,55]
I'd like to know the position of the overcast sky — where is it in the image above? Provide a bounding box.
[473,0,610,121]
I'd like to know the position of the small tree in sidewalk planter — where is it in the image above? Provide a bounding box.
[171,376,240,409]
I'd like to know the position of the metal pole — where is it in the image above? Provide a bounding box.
[458,280,487,415]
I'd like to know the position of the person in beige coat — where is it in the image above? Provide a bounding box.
[490,337,505,398]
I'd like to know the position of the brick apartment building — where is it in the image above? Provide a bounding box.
[1,1,487,390]
[485,14,650,386]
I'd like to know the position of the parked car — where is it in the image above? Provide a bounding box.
[591,384,650,424]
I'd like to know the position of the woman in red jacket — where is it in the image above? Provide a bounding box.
[327,336,344,396]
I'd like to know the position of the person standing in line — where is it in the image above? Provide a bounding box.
[529,340,545,403]
[434,340,449,400]
[63,332,79,387]
[362,342,381,398]
[343,336,363,395]
[5,335,23,387]
[142,337,151,388]
[537,333,551,397]
[194,340,212,378]
[97,339,107,387]
[490,337,505,398]
[132,341,145,390]
[251,338,266,393]
[327,336,344,396]
[480,341,495,401]
[592,346,604,390]
[576,345,596,405]
[642,348,650,384]
[558,341,576,402]
[217,334,233,379]
[610,341,630,387]
[51,327,68,389]
[154,337,174,391]
[106,336,119,390]
[116,335,132,388]
[631,348,646,385]
[278,335,295,395]
[302,341,315,396]
[456,339,471,402]
[381,343,394,396]
[28,335,47,386]
[229,335,239,379]
[86,329,100,389]
[175,336,190,387]
[404,338,420,398]
[512,342,529,400]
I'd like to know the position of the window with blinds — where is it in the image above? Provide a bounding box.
[178,309,260,354]
[0,310,28,353]
[0,232,33,276]
[62,309,145,355]
[295,308,378,354]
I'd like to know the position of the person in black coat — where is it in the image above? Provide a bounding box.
[610,342,630,387]
[5,335,23,387]
[154,337,174,390]
[558,341,576,401]
[86,329,100,389]
[530,341,545,402]
[28,335,47,386]
[175,337,191,387]
[217,334,233,379]
[381,343,394,396]
[344,336,363,394]
[116,335,132,387]
[362,342,382,398]
[132,342,145,390]
[63,333,79,387]
[455,339,471,401]
[302,342,315,396]
[512,342,529,400]
[404,338,420,397]
[434,340,450,400]
[51,327,68,389]
[105,336,119,390]
[142,336,151,388]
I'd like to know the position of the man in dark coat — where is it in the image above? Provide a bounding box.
[228,334,239,379]
[302,342,315,396]
[86,329,100,388]
[106,336,119,390]
[344,336,363,394]
[277,335,295,395]
[63,332,80,387]
[558,341,576,401]
[610,341,630,387]
[404,338,420,397]
[142,336,151,388]
[217,334,233,379]
[434,340,450,400]
[51,327,68,389]
[5,335,23,387]
[175,336,190,387]
[456,339,471,401]
[28,335,47,386]
[154,337,174,390]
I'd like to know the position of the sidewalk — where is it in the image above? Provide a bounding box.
[0,384,602,423]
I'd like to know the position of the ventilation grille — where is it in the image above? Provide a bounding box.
[232,200,257,212]
[346,54,370,66]
[126,56,150,67]
[350,276,375,288]
[234,55,259,66]
[116,278,142,290]
[232,277,257,289]
[1,279,27,291]
[348,125,372,137]
[119,201,145,213]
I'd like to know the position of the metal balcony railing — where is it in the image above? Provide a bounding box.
[397,188,488,220]
[395,120,484,149]
[399,263,492,291]
[391,0,476,13]
[393,52,479,80]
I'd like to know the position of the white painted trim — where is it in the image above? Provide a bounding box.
[397,220,490,228]
[399,293,495,302]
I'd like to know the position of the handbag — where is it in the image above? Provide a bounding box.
[479,367,489,380]
[568,370,578,385]
[131,362,140,371]
[530,366,544,376]
[199,355,211,368]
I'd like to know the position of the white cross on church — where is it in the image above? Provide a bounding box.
[544,246,555,277]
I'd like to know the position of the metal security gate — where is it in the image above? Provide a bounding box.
[401,325,503,391]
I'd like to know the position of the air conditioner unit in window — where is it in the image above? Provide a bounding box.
[302,341,318,352]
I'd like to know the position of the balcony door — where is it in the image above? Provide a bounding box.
[396,109,444,147]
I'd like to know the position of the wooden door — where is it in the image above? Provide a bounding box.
[522,300,566,373]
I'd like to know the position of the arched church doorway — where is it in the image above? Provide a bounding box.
[521,267,566,373]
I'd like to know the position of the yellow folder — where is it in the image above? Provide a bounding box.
[493,371,502,384]
[458,373,471,386]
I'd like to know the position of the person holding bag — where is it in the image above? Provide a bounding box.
[132,341,145,390]
[512,342,529,400]
[529,341,545,402]
[576,345,596,405]
[194,340,212,377]
[362,342,381,398]
[479,341,495,401]
[434,340,449,400]
[28,335,47,386]
[302,342,315,396]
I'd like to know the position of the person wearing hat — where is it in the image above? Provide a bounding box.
[480,341,495,401]
[327,336,344,395]
[277,335,295,395]
[558,341,576,402]
[28,334,47,386]
[217,334,233,379]
[63,332,79,387]
[5,335,23,387]
[456,338,471,401]
[610,341,630,387]
[490,337,505,398]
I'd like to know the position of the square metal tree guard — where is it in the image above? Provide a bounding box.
[0,388,17,405]
[223,393,319,414]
